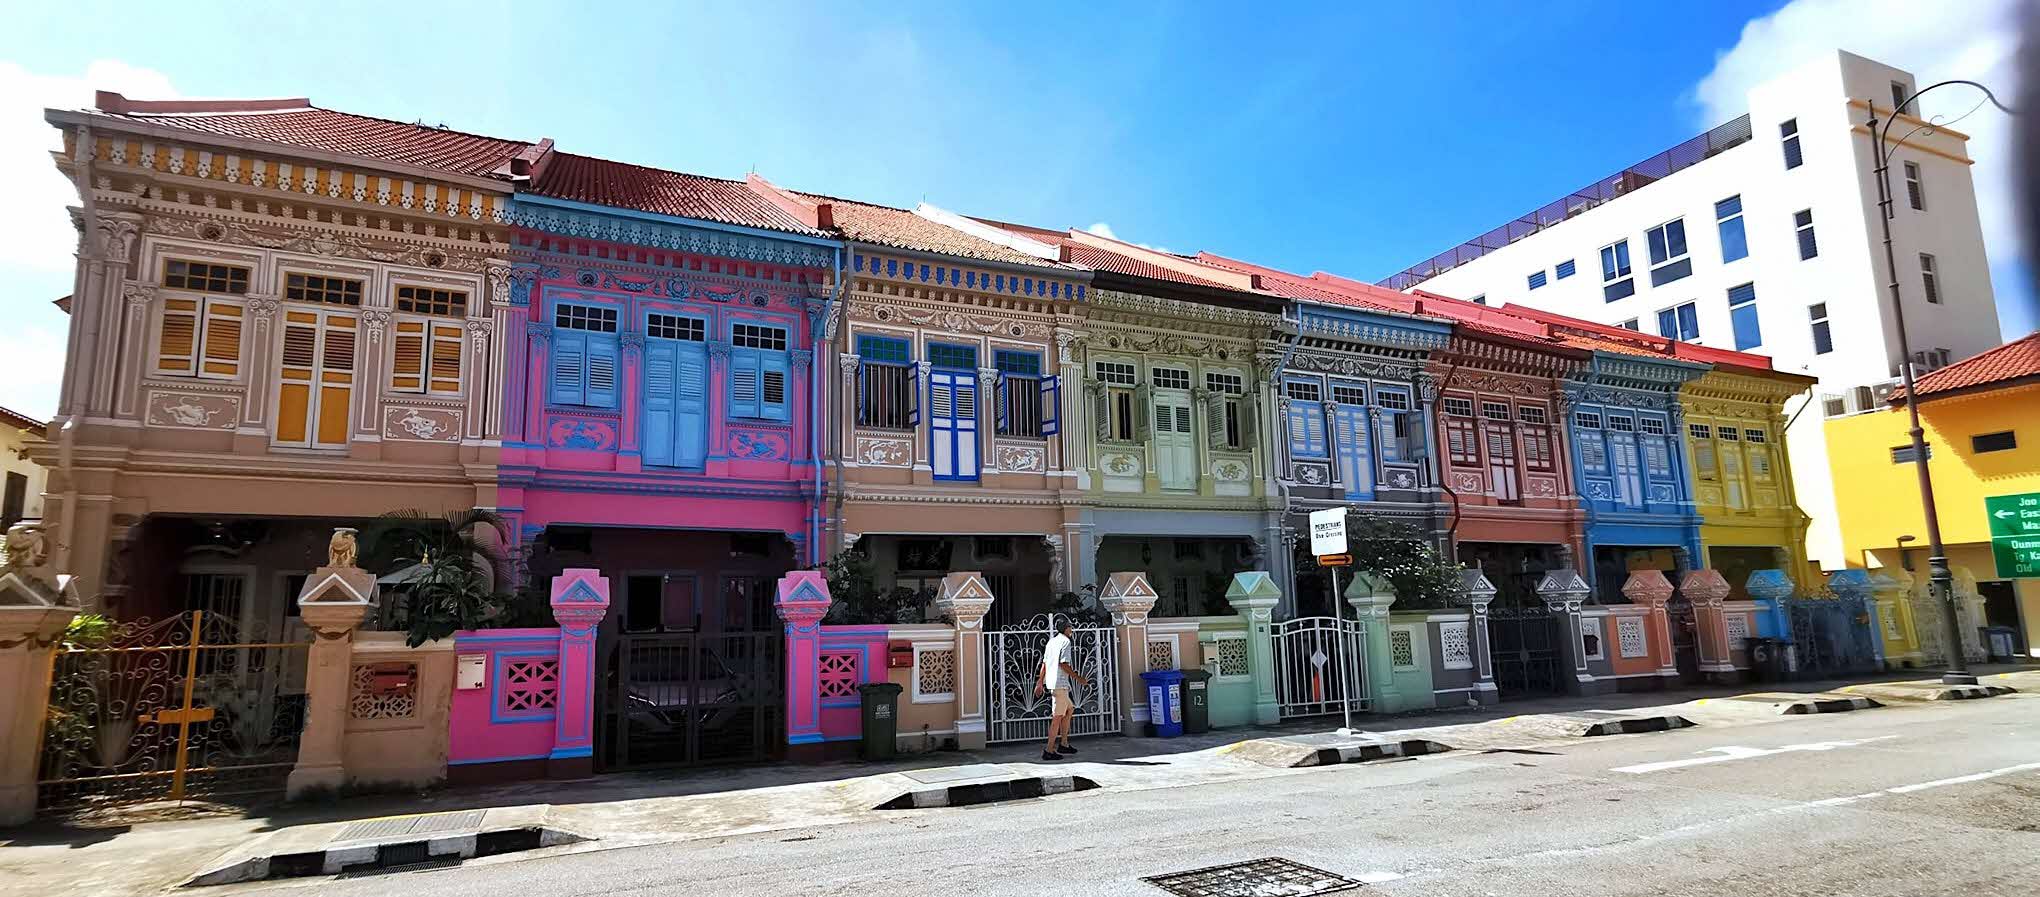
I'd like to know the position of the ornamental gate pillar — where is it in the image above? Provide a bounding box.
[1224,572,1282,725]
[1535,568,1596,695]
[935,572,996,750]
[288,529,377,798]
[1457,567,1500,705]
[1620,570,1680,684]
[1864,569,1912,667]
[547,568,610,777]
[1679,569,1737,683]
[0,523,81,825]
[1745,568,1795,642]
[1345,572,1403,713]
[774,571,834,760]
[1099,572,1160,734]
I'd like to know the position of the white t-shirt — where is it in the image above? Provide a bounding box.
[1041,633,1073,689]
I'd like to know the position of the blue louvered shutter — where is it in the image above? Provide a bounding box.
[995,374,1009,432]
[906,363,921,427]
[550,330,587,406]
[585,335,620,409]
[1334,405,1373,498]
[1286,400,1326,459]
[1040,375,1059,435]
[675,344,708,467]
[759,351,790,422]
[643,340,677,466]
[729,348,762,419]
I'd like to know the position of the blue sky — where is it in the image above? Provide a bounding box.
[2,0,2030,419]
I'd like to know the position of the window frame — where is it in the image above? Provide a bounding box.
[1527,270,1547,290]
[994,348,1046,439]
[854,333,915,431]
[728,319,794,422]
[549,300,623,410]
[1972,431,2017,454]
[1727,282,1761,351]
[1780,118,1803,169]
[1656,302,1699,342]
[1715,195,1748,263]
[157,257,253,381]
[1600,239,1636,301]
[1919,253,1941,304]
[1794,209,1818,260]
[1555,259,1576,280]
[1903,160,1926,211]
[1809,303,1833,355]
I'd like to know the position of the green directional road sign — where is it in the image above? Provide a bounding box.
[1986,492,2040,578]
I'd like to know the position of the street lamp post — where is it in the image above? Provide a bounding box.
[1862,80,2012,685]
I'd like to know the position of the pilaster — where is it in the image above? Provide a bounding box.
[1099,572,1160,731]
[1344,571,1403,713]
[1620,569,1680,681]
[1457,567,1500,704]
[774,571,834,758]
[1535,568,1598,694]
[1678,568,1737,683]
[546,567,610,777]
[934,571,996,750]
[1224,571,1282,725]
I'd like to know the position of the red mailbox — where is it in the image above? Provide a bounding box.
[887,640,914,669]
[367,662,416,695]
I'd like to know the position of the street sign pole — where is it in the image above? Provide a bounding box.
[1307,508,1355,734]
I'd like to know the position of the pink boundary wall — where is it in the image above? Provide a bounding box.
[449,628,562,766]
[446,568,610,773]
[817,625,890,742]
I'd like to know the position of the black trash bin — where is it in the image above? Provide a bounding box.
[1179,668,1212,734]
[1745,637,1785,682]
[857,682,903,761]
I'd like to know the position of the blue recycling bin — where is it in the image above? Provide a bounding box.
[1140,669,1185,738]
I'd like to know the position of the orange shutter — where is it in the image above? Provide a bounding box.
[275,312,319,445]
[390,320,426,391]
[316,316,357,446]
[157,298,200,374]
[429,322,463,394]
[199,300,243,377]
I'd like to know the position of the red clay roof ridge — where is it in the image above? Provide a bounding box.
[745,173,832,229]
[95,91,309,115]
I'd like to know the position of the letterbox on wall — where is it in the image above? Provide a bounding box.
[456,653,486,690]
[888,640,914,669]
[368,662,416,696]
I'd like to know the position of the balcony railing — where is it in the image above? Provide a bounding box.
[1381,114,1754,291]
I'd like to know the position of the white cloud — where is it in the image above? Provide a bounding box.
[1693,0,2028,328]
[0,60,177,419]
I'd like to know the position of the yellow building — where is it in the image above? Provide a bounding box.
[1682,361,1816,597]
[1826,332,2040,658]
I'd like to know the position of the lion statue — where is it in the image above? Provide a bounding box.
[328,527,359,569]
[3,522,50,569]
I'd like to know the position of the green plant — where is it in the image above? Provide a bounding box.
[62,613,115,649]
[362,509,511,646]
[1311,517,1463,610]
[816,549,924,625]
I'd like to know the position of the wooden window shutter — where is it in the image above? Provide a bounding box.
[316,316,357,446]
[275,312,319,445]
[391,320,426,392]
[199,301,243,378]
[157,297,200,374]
[429,322,463,393]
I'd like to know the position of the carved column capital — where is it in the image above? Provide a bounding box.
[526,321,553,346]
[359,309,392,332]
[619,330,645,356]
[707,339,732,360]
[837,352,862,384]
[790,348,814,373]
[122,283,158,307]
[244,294,281,319]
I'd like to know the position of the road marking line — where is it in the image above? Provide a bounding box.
[1611,736,1899,774]
[1883,761,2040,793]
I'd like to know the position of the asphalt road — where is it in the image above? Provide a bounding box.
[233,695,2040,897]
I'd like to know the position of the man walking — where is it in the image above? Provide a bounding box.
[1033,616,1087,760]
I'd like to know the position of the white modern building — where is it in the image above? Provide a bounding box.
[1383,50,2003,571]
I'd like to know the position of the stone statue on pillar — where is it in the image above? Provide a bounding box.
[0,522,80,825]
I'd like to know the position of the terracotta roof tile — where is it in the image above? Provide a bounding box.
[1195,253,1436,319]
[1899,331,2040,401]
[529,154,825,235]
[803,194,1061,268]
[969,220,1237,289]
[79,103,531,179]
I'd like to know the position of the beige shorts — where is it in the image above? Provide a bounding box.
[1051,687,1075,715]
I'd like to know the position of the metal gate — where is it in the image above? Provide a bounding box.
[1486,605,1563,698]
[1272,616,1366,719]
[600,630,782,769]
[38,611,308,812]
[1786,595,1879,675]
[984,615,1120,745]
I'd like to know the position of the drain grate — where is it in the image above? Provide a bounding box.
[337,809,487,842]
[1142,857,1362,897]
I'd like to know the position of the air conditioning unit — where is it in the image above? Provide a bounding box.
[1871,382,1898,406]
[1851,385,1876,412]
[1822,394,1848,418]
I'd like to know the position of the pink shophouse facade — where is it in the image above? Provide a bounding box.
[498,152,842,769]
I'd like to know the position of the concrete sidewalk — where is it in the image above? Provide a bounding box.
[4,664,2031,894]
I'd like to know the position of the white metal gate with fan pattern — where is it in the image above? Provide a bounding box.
[1272,616,1368,718]
[983,615,1121,744]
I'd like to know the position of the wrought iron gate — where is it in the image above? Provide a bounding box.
[1485,605,1563,698]
[1272,616,1366,719]
[38,611,309,812]
[600,629,783,769]
[1786,595,1878,675]
[984,615,1120,745]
